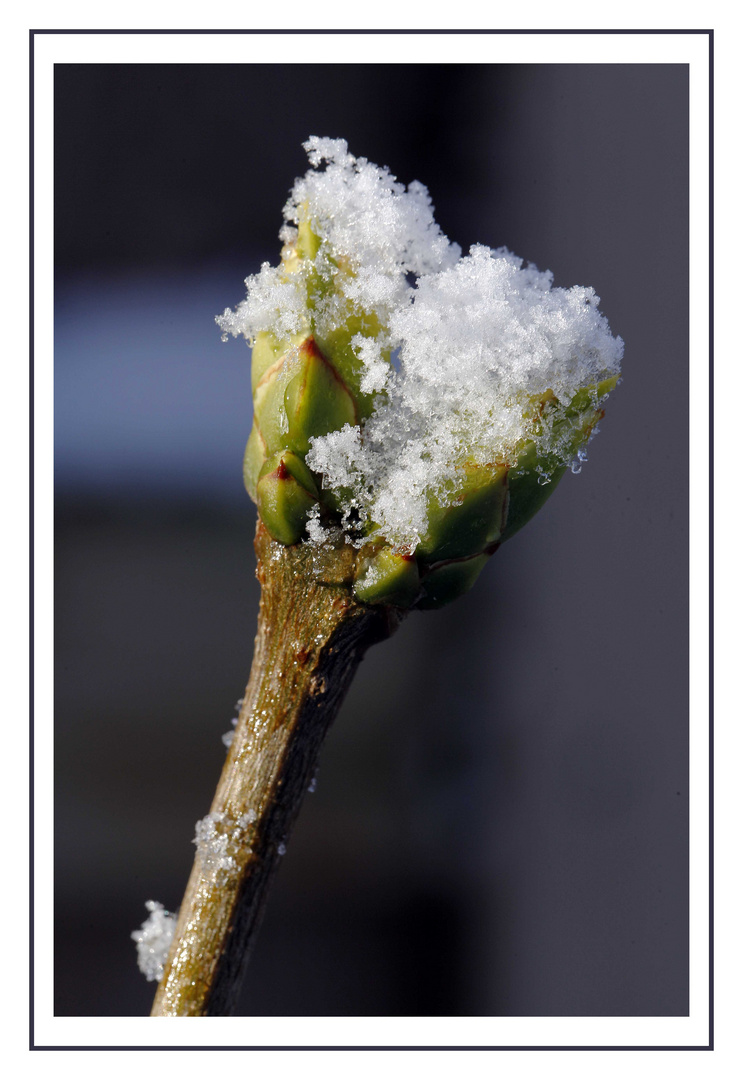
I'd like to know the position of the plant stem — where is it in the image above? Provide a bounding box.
[151,522,398,1016]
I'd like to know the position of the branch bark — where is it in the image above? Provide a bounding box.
[151,522,399,1016]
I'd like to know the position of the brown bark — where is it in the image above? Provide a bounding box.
[151,522,399,1016]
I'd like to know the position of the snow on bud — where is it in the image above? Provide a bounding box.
[218,138,623,608]
[256,451,319,546]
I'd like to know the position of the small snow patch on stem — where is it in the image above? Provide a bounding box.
[222,715,239,749]
[131,900,176,983]
[193,811,254,873]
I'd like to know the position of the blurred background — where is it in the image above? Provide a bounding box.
[54,63,689,1017]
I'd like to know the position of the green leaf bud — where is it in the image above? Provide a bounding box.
[417,554,490,610]
[253,336,357,458]
[296,215,321,262]
[250,330,307,395]
[314,313,389,420]
[501,376,618,543]
[250,331,284,395]
[499,446,567,544]
[282,337,358,455]
[353,546,421,607]
[415,464,509,565]
[243,422,267,502]
[255,451,319,546]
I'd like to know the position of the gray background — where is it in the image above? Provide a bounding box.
[54,62,689,1017]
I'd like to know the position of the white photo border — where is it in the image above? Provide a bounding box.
[32,29,710,1051]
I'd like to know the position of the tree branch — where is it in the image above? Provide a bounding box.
[151,522,399,1016]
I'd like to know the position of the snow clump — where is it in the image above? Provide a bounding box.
[131,900,176,982]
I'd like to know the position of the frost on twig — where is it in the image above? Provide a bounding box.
[193,810,256,874]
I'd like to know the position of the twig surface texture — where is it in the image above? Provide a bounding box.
[151,523,396,1016]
